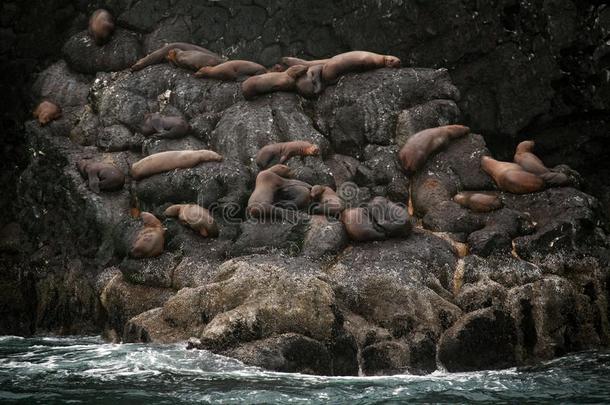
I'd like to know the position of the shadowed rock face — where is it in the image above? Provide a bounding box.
[1,0,610,377]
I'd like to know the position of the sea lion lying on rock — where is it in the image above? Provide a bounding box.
[255,141,320,168]
[453,192,503,212]
[164,204,218,237]
[513,140,570,187]
[88,9,114,46]
[140,113,190,139]
[33,101,61,125]
[321,51,401,83]
[194,60,267,81]
[130,212,164,258]
[341,197,412,241]
[166,48,224,71]
[130,43,223,71]
[481,156,544,194]
[241,65,308,100]
[76,159,125,193]
[399,125,470,173]
[309,185,344,216]
[130,149,223,180]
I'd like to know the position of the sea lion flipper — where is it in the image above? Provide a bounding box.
[87,171,101,193]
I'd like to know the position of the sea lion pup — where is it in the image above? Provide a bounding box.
[514,140,570,187]
[76,159,125,194]
[131,43,223,71]
[280,56,330,67]
[367,196,412,237]
[241,65,308,100]
[481,156,544,194]
[140,113,190,139]
[33,101,61,125]
[164,204,218,237]
[130,212,165,258]
[296,64,325,98]
[453,191,502,213]
[255,141,320,168]
[399,125,470,173]
[166,48,224,71]
[88,9,114,46]
[194,60,267,81]
[321,51,401,83]
[130,149,223,180]
[309,185,344,216]
[341,208,386,242]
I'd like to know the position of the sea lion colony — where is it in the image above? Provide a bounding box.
[33,9,577,257]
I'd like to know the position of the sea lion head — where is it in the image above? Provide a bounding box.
[452,192,468,206]
[285,65,308,79]
[194,66,211,77]
[166,49,180,64]
[516,140,535,153]
[268,63,287,72]
[266,164,292,178]
[310,185,325,199]
[384,55,401,68]
[141,212,162,228]
[304,143,320,156]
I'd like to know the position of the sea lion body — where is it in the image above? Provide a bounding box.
[310,185,344,216]
[88,9,114,45]
[399,125,470,173]
[279,56,330,67]
[453,192,502,212]
[514,140,569,187]
[255,141,320,168]
[131,43,222,71]
[131,149,223,180]
[167,49,224,71]
[33,101,61,125]
[164,204,218,237]
[241,65,308,100]
[321,51,401,83]
[130,212,164,258]
[341,208,385,242]
[296,64,325,97]
[77,160,125,193]
[275,179,312,210]
[141,113,190,139]
[481,156,544,194]
[194,60,267,81]
[247,169,287,218]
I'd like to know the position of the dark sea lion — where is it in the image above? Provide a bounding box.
[453,191,502,213]
[399,125,470,173]
[296,64,325,98]
[341,208,385,242]
[33,101,61,125]
[367,196,412,237]
[309,185,344,216]
[131,43,223,71]
[481,156,544,194]
[275,178,312,210]
[279,56,330,67]
[241,65,308,100]
[131,149,223,180]
[88,9,114,46]
[141,113,190,139]
[76,159,125,193]
[514,140,569,187]
[130,212,165,258]
[255,141,320,168]
[194,60,267,81]
[321,51,401,83]
[164,204,218,237]
[166,48,224,71]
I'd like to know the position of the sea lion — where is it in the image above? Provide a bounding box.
[275,178,312,210]
[140,113,190,139]
[88,9,114,46]
[399,125,470,173]
[514,140,569,187]
[131,43,223,71]
[130,212,165,258]
[453,191,502,213]
[309,185,344,216]
[481,156,545,194]
[279,56,330,67]
[164,204,218,237]
[341,208,385,242]
[76,159,125,193]
[241,65,308,100]
[194,60,267,81]
[296,64,325,97]
[33,101,61,125]
[255,141,320,168]
[367,196,412,237]
[321,51,401,83]
[166,48,224,71]
[247,168,289,219]
[131,149,223,180]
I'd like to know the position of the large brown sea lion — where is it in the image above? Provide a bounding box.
[255,141,320,168]
[88,9,115,46]
[194,60,267,81]
[279,56,330,67]
[321,51,401,83]
[140,113,190,139]
[166,48,224,71]
[164,204,218,237]
[309,185,344,216]
[481,156,544,194]
[130,149,223,180]
[399,125,470,173]
[453,191,502,213]
[296,64,325,97]
[76,159,125,193]
[131,212,165,258]
[131,43,223,71]
[33,101,61,125]
[241,65,308,100]
[514,140,569,187]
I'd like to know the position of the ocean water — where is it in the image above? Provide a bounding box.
[0,336,609,404]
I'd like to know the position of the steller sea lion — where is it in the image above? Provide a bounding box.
[164,204,218,237]
[453,191,503,212]
[194,60,267,81]
[130,42,223,71]
[166,48,224,71]
[88,9,114,46]
[279,56,330,67]
[131,212,165,258]
[247,167,289,219]
[33,101,61,125]
[296,64,325,98]
[341,208,386,242]
[241,65,308,100]
[399,125,470,173]
[140,113,190,139]
[321,51,401,83]
[514,140,569,187]
[76,159,125,193]
[130,149,223,180]
[255,141,320,168]
[309,185,344,216]
[481,156,545,194]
